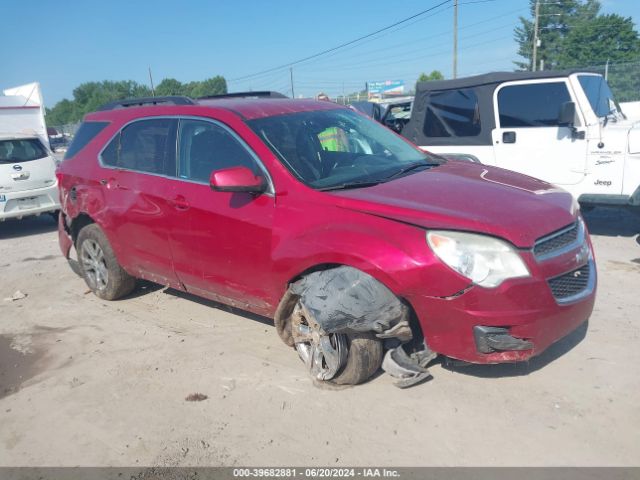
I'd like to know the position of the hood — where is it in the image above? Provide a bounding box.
[329,161,577,248]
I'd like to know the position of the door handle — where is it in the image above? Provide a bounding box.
[502,131,516,144]
[169,195,190,211]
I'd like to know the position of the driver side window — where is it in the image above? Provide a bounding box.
[178,119,258,183]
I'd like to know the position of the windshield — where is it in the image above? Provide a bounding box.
[578,75,619,118]
[0,138,48,164]
[247,108,441,190]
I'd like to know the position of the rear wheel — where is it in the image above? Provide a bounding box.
[290,300,383,385]
[76,224,136,300]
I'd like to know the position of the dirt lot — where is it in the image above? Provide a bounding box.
[0,207,639,467]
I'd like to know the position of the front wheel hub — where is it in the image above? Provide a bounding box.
[291,301,347,381]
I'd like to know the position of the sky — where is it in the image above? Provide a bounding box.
[1,0,638,107]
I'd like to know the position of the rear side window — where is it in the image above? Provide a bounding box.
[0,138,48,164]
[63,121,109,160]
[498,82,571,127]
[102,119,178,176]
[423,88,481,138]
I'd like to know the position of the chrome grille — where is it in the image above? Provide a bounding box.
[548,263,590,300]
[534,221,580,260]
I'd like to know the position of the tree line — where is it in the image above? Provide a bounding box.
[46,76,226,126]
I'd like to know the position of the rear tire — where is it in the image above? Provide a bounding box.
[76,224,136,300]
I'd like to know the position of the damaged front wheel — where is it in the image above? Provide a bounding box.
[291,301,382,385]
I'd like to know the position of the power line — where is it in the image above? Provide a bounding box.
[257,7,526,78]
[231,1,516,88]
[229,0,452,83]
[288,26,516,75]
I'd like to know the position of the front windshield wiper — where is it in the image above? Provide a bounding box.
[383,161,433,181]
[317,160,439,192]
[317,180,384,192]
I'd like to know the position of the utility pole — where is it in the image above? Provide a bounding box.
[148,66,155,96]
[453,0,458,79]
[532,0,540,72]
[290,67,295,98]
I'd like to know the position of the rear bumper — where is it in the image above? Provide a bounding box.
[409,266,596,364]
[0,183,60,220]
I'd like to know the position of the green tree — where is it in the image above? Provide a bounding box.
[46,75,228,126]
[417,70,445,82]
[557,14,640,67]
[514,0,600,71]
[415,70,444,91]
[513,1,640,100]
[183,76,227,98]
[155,78,184,96]
[45,99,74,126]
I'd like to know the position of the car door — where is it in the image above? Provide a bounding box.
[492,79,587,185]
[168,118,275,311]
[99,117,181,287]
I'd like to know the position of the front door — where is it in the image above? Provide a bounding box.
[492,79,587,186]
[168,118,275,312]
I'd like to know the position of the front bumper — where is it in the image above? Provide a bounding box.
[408,259,596,364]
[0,183,60,220]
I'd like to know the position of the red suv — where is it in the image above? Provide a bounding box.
[57,93,596,387]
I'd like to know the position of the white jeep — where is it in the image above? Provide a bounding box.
[401,70,640,209]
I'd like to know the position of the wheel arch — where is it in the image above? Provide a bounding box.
[69,212,96,245]
[275,261,423,349]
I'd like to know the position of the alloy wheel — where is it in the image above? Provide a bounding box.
[291,301,348,381]
[80,239,108,291]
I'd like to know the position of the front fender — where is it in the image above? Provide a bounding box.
[270,209,470,302]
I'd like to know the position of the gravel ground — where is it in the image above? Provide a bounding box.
[0,207,638,467]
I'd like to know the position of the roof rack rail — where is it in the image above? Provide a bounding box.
[197,91,288,100]
[97,96,196,111]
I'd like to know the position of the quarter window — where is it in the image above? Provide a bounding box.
[101,118,178,176]
[498,82,571,127]
[63,121,109,160]
[423,88,481,137]
[178,120,258,183]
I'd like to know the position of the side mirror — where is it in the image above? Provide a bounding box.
[558,101,576,127]
[209,166,267,194]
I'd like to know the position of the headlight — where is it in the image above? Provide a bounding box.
[426,231,530,288]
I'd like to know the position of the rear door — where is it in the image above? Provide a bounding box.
[492,79,587,185]
[168,118,275,311]
[98,118,181,287]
